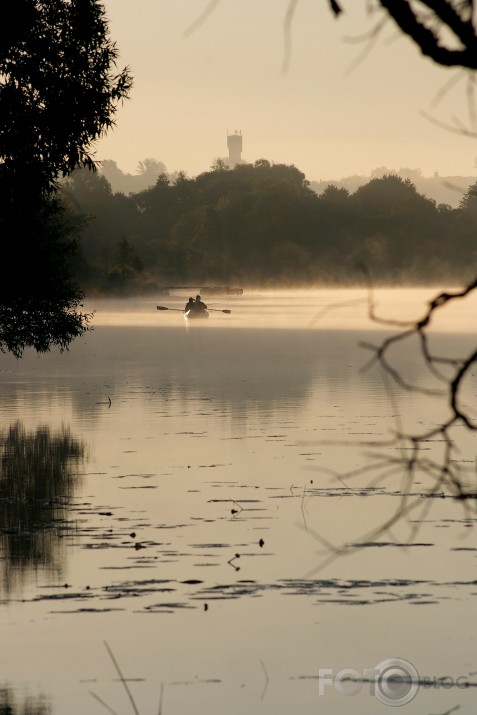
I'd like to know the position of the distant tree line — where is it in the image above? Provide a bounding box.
[311,168,473,210]
[98,158,474,209]
[101,158,170,195]
[62,160,477,293]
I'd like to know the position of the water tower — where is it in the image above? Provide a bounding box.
[227,131,242,168]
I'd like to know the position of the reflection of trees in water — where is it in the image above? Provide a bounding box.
[0,421,85,594]
[0,687,51,715]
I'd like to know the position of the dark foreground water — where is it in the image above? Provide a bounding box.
[0,289,476,714]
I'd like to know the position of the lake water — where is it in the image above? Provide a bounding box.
[0,288,476,715]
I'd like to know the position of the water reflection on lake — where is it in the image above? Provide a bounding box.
[0,422,85,594]
[0,687,51,715]
[0,289,476,715]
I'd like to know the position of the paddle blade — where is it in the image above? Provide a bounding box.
[156,306,169,310]
[222,309,232,314]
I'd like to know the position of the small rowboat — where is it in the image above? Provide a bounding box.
[184,309,209,320]
[157,305,230,318]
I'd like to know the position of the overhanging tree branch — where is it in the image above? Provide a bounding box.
[377,0,477,68]
[0,0,132,356]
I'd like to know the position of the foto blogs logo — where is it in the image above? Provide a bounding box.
[319,658,420,706]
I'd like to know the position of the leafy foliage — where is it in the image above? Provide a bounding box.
[0,196,91,357]
[66,164,477,289]
[0,0,132,198]
[0,0,131,356]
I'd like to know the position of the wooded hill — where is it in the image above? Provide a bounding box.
[62,161,477,293]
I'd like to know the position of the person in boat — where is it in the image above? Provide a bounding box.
[185,297,195,314]
[194,295,207,313]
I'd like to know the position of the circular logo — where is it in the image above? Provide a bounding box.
[374,658,419,707]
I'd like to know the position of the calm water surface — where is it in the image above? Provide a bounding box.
[0,289,476,715]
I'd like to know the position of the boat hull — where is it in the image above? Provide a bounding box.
[184,309,209,320]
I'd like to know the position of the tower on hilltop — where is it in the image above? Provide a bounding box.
[227,130,242,168]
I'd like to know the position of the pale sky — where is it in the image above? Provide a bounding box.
[96,0,476,181]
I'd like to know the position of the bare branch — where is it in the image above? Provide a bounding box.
[344,16,390,74]
[329,0,344,17]
[421,108,477,134]
[419,0,476,46]
[306,276,477,568]
[379,0,477,68]
[282,0,299,74]
[428,69,466,109]
[183,0,221,38]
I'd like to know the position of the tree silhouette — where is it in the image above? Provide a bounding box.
[0,0,132,356]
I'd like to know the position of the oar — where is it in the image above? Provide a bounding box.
[157,305,231,314]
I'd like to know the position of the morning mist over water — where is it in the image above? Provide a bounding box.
[2,2,477,713]
[1,289,476,714]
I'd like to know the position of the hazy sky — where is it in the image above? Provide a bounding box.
[96,0,476,181]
